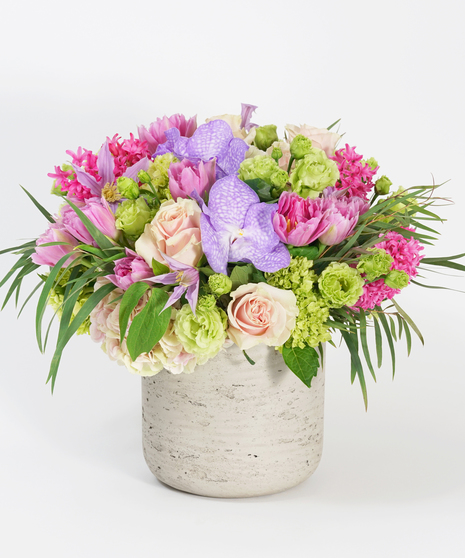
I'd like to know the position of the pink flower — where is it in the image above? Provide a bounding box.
[354,229,424,310]
[168,159,216,201]
[285,124,340,158]
[135,198,203,268]
[59,204,94,244]
[318,197,367,245]
[227,283,299,350]
[106,133,151,178]
[273,192,332,246]
[330,144,378,200]
[31,223,80,267]
[138,114,197,155]
[59,200,117,244]
[106,249,154,290]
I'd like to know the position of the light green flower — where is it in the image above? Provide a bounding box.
[357,248,394,282]
[375,175,392,196]
[174,296,228,364]
[254,124,279,151]
[265,256,317,297]
[364,157,378,171]
[290,147,339,199]
[271,146,283,164]
[115,198,156,239]
[384,269,409,289]
[142,153,177,201]
[238,155,289,194]
[318,262,364,308]
[290,134,313,160]
[116,176,139,199]
[208,273,232,296]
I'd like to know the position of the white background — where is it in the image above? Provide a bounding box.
[1,1,464,556]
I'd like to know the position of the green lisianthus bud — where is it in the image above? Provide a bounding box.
[208,273,232,296]
[365,157,379,171]
[375,175,392,196]
[384,269,409,289]
[356,248,394,282]
[115,197,156,239]
[116,176,140,199]
[318,262,364,308]
[290,134,313,160]
[290,148,340,199]
[137,170,152,184]
[271,146,283,163]
[254,125,279,151]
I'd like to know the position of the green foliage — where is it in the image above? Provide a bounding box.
[282,345,320,388]
[119,282,150,343]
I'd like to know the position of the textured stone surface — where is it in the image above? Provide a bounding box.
[142,344,325,498]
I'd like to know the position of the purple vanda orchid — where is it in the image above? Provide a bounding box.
[155,120,249,179]
[148,253,200,315]
[71,140,150,204]
[200,175,290,275]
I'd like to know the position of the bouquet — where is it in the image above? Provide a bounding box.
[1,103,463,408]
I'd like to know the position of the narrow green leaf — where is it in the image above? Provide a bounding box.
[392,299,424,345]
[119,282,151,343]
[282,345,320,388]
[18,281,43,318]
[20,185,54,223]
[389,315,397,342]
[0,240,36,256]
[378,313,396,378]
[0,253,30,289]
[327,118,341,130]
[126,288,171,361]
[340,329,367,410]
[410,279,465,294]
[422,253,465,264]
[373,314,383,368]
[396,314,403,340]
[359,309,376,382]
[242,350,255,365]
[2,262,39,310]
[421,260,465,272]
[66,199,114,251]
[404,320,412,356]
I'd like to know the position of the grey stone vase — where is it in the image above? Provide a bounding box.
[141,344,325,498]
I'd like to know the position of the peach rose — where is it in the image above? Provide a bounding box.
[227,283,299,350]
[285,124,341,158]
[135,198,203,268]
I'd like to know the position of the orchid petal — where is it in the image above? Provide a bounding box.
[242,202,279,252]
[208,175,258,229]
[216,137,249,177]
[246,242,291,273]
[200,213,229,275]
[186,120,233,161]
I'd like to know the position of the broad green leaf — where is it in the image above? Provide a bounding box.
[282,345,320,388]
[66,199,114,251]
[243,178,276,202]
[198,266,216,277]
[392,299,424,345]
[288,245,319,260]
[119,282,151,343]
[378,313,396,378]
[152,258,169,276]
[359,309,376,382]
[229,264,254,290]
[126,288,171,361]
[20,185,54,223]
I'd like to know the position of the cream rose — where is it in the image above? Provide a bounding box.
[227,283,299,350]
[285,124,340,158]
[135,198,203,268]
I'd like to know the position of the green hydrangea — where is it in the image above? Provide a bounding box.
[318,262,364,308]
[254,124,279,151]
[384,269,409,289]
[290,147,339,199]
[357,248,394,282]
[143,153,177,201]
[208,273,232,296]
[266,257,331,348]
[290,134,313,160]
[115,197,156,239]
[174,296,228,364]
[47,270,92,335]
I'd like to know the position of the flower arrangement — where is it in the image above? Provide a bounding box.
[1,103,463,408]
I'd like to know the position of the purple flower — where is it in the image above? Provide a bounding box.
[31,223,80,267]
[138,114,197,155]
[149,253,199,314]
[200,175,290,275]
[168,158,216,201]
[72,140,150,199]
[240,103,258,131]
[155,120,249,178]
[106,249,154,290]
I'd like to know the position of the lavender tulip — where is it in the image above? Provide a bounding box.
[31,223,80,267]
[168,159,216,201]
[106,249,154,290]
[318,197,364,245]
[200,175,290,275]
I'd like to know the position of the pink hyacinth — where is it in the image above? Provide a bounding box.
[48,146,100,201]
[107,133,151,178]
[31,223,80,267]
[168,159,216,201]
[331,144,378,200]
[273,191,332,246]
[106,249,154,290]
[138,114,197,155]
[354,229,424,310]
